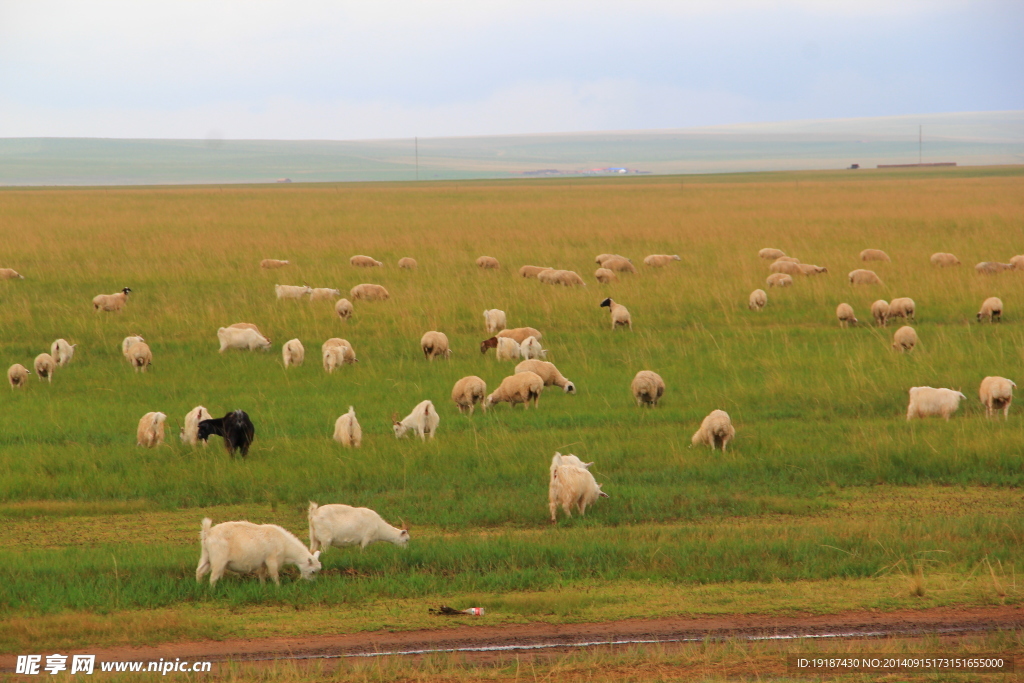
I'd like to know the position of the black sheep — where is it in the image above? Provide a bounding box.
[198,410,255,457]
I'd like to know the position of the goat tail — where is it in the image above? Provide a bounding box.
[200,517,212,542]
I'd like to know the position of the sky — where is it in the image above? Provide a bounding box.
[0,0,1021,141]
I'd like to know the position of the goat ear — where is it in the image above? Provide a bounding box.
[312,551,321,560]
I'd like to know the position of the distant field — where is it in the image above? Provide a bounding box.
[0,167,1022,654]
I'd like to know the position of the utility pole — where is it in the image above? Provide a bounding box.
[415,137,419,181]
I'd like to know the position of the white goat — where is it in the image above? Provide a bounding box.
[196,518,321,586]
[393,400,439,440]
[548,452,608,523]
[308,502,409,553]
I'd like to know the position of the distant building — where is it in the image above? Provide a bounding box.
[276,178,292,183]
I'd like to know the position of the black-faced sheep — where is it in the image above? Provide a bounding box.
[600,298,632,330]
[93,287,131,312]
[977,297,1003,322]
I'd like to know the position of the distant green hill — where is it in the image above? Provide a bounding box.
[1,111,1021,186]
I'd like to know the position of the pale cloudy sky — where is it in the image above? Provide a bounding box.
[0,0,1020,140]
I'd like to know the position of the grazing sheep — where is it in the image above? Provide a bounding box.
[350,255,383,267]
[977,296,1003,322]
[275,284,312,300]
[748,289,767,311]
[121,335,145,358]
[126,341,152,372]
[228,322,267,338]
[332,406,362,447]
[758,248,786,260]
[136,411,167,447]
[691,410,735,451]
[549,452,608,523]
[483,309,507,334]
[196,518,321,586]
[538,269,587,286]
[33,353,56,382]
[796,263,828,276]
[930,252,961,267]
[309,287,341,301]
[892,325,918,352]
[868,300,889,327]
[335,298,353,320]
[769,260,803,275]
[496,336,522,361]
[322,338,357,371]
[50,339,76,366]
[393,400,440,440]
[520,336,547,360]
[420,331,451,361]
[595,254,631,266]
[398,257,418,269]
[282,338,305,367]
[181,405,213,446]
[643,254,681,267]
[600,298,632,330]
[198,410,256,457]
[451,376,488,414]
[888,297,916,322]
[515,359,575,394]
[476,255,500,269]
[498,327,543,343]
[631,370,665,407]
[308,502,408,553]
[848,269,882,285]
[1010,255,1024,271]
[349,283,390,301]
[836,303,858,327]
[92,287,132,312]
[907,387,966,421]
[860,249,891,262]
[218,327,271,353]
[7,363,30,388]
[602,257,636,274]
[976,261,1014,275]
[979,376,1015,419]
[519,265,553,278]
[766,273,793,288]
[260,259,290,269]
[595,267,618,283]
[485,372,544,409]
[0,267,25,279]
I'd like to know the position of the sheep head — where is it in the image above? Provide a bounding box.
[599,298,612,308]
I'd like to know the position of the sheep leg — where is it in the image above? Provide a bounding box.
[208,560,226,587]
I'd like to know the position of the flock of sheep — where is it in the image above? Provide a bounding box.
[749,247,1020,421]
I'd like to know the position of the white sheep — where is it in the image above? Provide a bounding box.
[476,255,500,269]
[121,335,145,358]
[8,363,30,388]
[451,376,488,414]
[892,326,918,352]
[275,284,312,300]
[871,300,890,327]
[975,261,1013,274]
[537,269,587,286]
[260,259,290,269]
[50,339,76,366]
[519,335,546,360]
[393,400,440,440]
[498,327,543,343]
[136,411,167,447]
[758,248,786,260]
[888,297,916,322]
[930,253,960,267]
[332,406,362,447]
[860,248,891,262]
[335,298,354,320]
[548,452,608,523]
[515,359,575,394]
[126,341,152,372]
[33,353,56,382]
[691,410,736,451]
[977,297,1003,322]
[643,254,681,267]
[748,289,767,311]
[848,269,882,285]
[907,387,966,420]
[398,257,418,269]
[485,372,544,410]
[309,288,341,302]
[594,268,618,283]
[979,376,1015,419]
[350,283,390,301]
[420,331,451,361]
[766,273,793,287]
[600,297,631,330]
[519,265,553,278]
[496,337,521,361]
[769,260,803,276]
[836,303,858,327]
[180,405,213,446]
[218,327,271,353]
[308,502,408,553]
[282,338,305,367]
[196,518,321,586]
[483,309,507,334]
[1011,255,1024,271]
[0,267,25,279]
[595,254,631,266]
[322,338,357,371]
[796,263,828,276]
[92,287,132,312]
[631,370,665,407]
[350,255,383,267]
[602,257,636,274]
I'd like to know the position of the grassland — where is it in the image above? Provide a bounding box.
[0,167,1022,661]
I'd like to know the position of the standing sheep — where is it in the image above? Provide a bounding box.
[322,338,357,371]
[758,248,786,260]
[595,254,631,266]
[691,410,736,451]
[260,259,290,269]
[452,376,488,414]
[476,256,500,269]
[393,400,440,440]
[907,387,966,420]
[33,353,56,382]
[600,298,632,330]
[860,249,891,262]
[282,339,305,367]
[275,284,312,300]
[975,261,1014,274]
[0,267,25,279]
[796,264,828,276]
[350,255,383,267]
[7,363,30,388]
[977,297,1003,322]
[602,257,636,274]
[836,303,858,327]
[398,257,418,269]
[767,273,793,288]
[126,341,152,372]
[217,327,271,353]
[121,335,145,358]
[643,254,681,267]
[485,372,544,410]
[349,283,389,301]
[196,518,321,586]
[549,452,608,523]
[631,371,665,407]
[979,376,1015,419]
[538,269,587,286]
[335,298,354,320]
[309,288,341,302]
[748,289,767,311]
[92,287,132,312]
[888,297,916,322]
[769,260,803,276]
[595,268,618,283]
[519,335,546,360]
[495,336,522,361]
[332,406,362,447]
[519,265,553,278]
[420,331,451,361]
[892,326,919,352]
[136,412,167,447]
[871,300,890,327]
[308,502,409,553]
[49,339,76,366]
[483,309,507,334]
[181,406,213,446]
[848,269,882,285]
[515,360,575,394]
[930,253,960,267]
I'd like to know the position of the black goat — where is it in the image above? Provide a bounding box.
[198,410,255,457]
